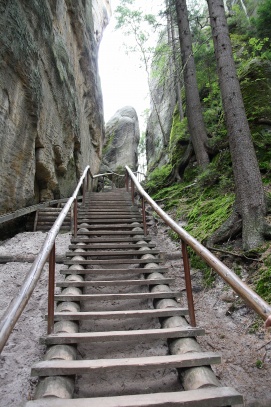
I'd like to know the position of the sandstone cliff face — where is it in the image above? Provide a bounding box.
[0,0,110,214]
[103,106,140,172]
[146,35,176,171]
[146,76,176,171]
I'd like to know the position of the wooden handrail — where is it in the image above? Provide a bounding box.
[126,165,271,321]
[0,166,91,353]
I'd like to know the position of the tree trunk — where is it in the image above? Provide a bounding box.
[167,1,184,121]
[174,0,210,168]
[207,0,267,251]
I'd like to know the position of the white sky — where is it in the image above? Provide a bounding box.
[98,0,163,132]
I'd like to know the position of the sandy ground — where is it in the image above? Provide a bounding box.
[0,224,271,406]
[0,232,69,406]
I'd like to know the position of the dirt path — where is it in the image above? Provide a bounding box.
[0,232,69,406]
[150,219,271,407]
[0,225,271,406]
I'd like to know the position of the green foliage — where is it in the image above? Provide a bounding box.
[227,4,252,35]
[115,0,158,71]
[145,164,172,194]
[256,359,264,369]
[102,132,115,155]
[254,0,271,39]
[255,253,271,303]
[185,192,235,242]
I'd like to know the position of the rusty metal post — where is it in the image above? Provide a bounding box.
[125,170,129,191]
[82,178,86,206]
[131,179,135,205]
[181,240,196,327]
[48,242,56,335]
[142,197,147,236]
[73,199,78,238]
[87,169,90,192]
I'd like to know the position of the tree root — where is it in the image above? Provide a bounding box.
[177,141,194,178]
[206,246,263,262]
[206,210,242,247]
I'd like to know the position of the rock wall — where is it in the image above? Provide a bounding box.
[0,0,110,214]
[103,106,140,172]
[146,34,177,171]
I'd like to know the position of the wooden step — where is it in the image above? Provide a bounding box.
[65,250,160,257]
[77,231,145,235]
[77,214,142,218]
[78,212,141,216]
[54,292,181,301]
[71,237,152,243]
[37,220,71,225]
[37,214,70,219]
[31,352,221,376]
[76,224,144,230]
[48,308,189,321]
[60,267,169,275]
[68,243,156,249]
[81,205,136,209]
[23,386,243,407]
[85,198,131,201]
[56,278,174,287]
[54,291,181,301]
[64,258,162,265]
[37,226,70,231]
[77,219,143,224]
[41,327,205,345]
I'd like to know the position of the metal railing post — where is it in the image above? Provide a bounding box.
[73,199,78,238]
[48,242,56,335]
[131,179,135,205]
[82,177,86,206]
[181,240,196,327]
[142,197,147,236]
[125,171,129,191]
[87,169,90,192]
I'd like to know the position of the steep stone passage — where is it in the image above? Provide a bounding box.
[24,189,243,406]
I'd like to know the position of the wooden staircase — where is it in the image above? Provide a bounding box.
[34,207,71,232]
[25,189,243,406]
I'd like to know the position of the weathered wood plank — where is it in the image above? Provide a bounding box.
[41,327,205,345]
[54,292,181,301]
[65,250,160,257]
[77,224,144,229]
[47,308,189,321]
[31,352,221,376]
[77,219,143,224]
[23,387,243,407]
[71,237,152,243]
[68,243,156,249]
[56,278,174,287]
[64,259,162,265]
[60,267,168,275]
[77,231,145,235]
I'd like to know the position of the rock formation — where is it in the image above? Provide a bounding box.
[0,0,111,215]
[146,35,177,171]
[103,106,140,172]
